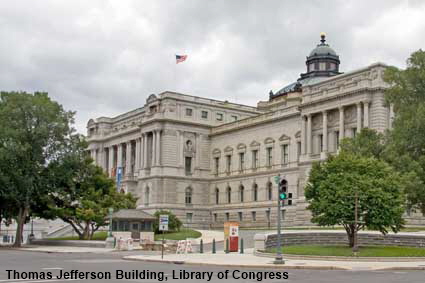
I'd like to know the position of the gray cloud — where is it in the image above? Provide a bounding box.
[0,0,423,132]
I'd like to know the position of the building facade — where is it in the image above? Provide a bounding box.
[87,34,423,228]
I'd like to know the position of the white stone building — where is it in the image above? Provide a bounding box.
[87,34,422,228]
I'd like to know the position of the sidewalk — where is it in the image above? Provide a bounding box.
[18,245,115,253]
[197,230,224,243]
[123,249,425,271]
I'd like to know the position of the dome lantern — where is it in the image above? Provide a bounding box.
[300,33,341,80]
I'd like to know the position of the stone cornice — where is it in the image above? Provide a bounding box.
[298,86,385,112]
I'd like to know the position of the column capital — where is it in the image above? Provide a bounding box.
[322,110,328,116]
[338,105,344,111]
[362,100,371,105]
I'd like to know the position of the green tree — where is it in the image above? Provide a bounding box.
[0,91,74,247]
[384,49,425,214]
[305,153,405,247]
[152,210,182,233]
[40,139,137,240]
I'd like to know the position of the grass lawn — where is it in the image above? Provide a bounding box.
[154,229,201,241]
[50,231,108,241]
[266,245,425,257]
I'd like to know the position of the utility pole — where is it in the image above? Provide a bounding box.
[274,175,286,264]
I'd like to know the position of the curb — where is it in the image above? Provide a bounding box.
[122,256,350,270]
[254,250,425,262]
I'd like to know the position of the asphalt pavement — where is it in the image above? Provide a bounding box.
[1,249,425,283]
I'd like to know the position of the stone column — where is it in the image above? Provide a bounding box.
[135,138,141,172]
[142,133,148,169]
[306,114,312,155]
[322,111,328,153]
[155,130,161,166]
[179,130,184,167]
[152,131,157,167]
[356,102,362,132]
[177,130,181,166]
[126,141,131,174]
[363,101,370,128]
[339,106,344,141]
[389,104,394,129]
[108,146,113,176]
[301,115,306,155]
[117,143,123,168]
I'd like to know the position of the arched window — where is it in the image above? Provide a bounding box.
[215,188,219,204]
[144,187,150,206]
[185,187,192,204]
[267,182,273,201]
[227,187,231,203]
[239,185,244,202]
[253,183,258,202]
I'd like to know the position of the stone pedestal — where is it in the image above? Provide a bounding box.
[105,237,115,249]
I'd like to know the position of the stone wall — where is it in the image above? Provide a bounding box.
[265,232,425,249]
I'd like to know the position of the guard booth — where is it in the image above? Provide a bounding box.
[111,209,155,240]
[224,221,239,252]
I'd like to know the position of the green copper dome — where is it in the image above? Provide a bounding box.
[309,44,337,56]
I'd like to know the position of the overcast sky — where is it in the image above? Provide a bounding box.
[1,0,424,133]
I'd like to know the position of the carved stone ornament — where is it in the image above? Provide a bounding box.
[146,94,157,103]
[344,105,356,122]
[327,110,338,126]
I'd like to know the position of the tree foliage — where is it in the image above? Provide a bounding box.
[305,152,405,247]
[152,210,182,233]
[0,91,74,246]
[384,49,425,214]
[38,138,137,240]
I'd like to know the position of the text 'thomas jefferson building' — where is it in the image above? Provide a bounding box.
[87,34,422,228]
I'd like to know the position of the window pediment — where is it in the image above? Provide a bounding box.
[224,146,233,155]
[250,140,260,147]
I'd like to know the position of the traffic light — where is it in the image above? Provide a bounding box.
[279,179,288,202]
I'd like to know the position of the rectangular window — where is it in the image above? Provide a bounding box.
[282,144,289,164]
[226,155,232,173]
[201,111,208,119]
[266,147,272,167]
[297,142,301,160]
[252,150,258,169]
[186,213,193,223]
[225,212,230,221]
[214,157,220,174]
[239,152,245,172]
[185,156,192,175]
[266,210,271,222]
[231,115,238,121]
[216,113,223,121]
[319,134,323,152]
[238,212,243,222]
[335,131,340,149]
[352,127,357,137]
[185,108,193,116]
[214,213,217,222]
[251,211,256,222]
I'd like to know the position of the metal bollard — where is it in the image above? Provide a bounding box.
[240,238,244,254]
[200,239,203,253]
[225,238,229,254]
[212,238,216,254]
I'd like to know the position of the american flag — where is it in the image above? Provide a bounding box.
[176,54,188,64]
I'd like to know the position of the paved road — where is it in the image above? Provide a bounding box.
[0,250,424,283]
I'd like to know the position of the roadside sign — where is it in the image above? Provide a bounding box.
[159,215,169,231]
